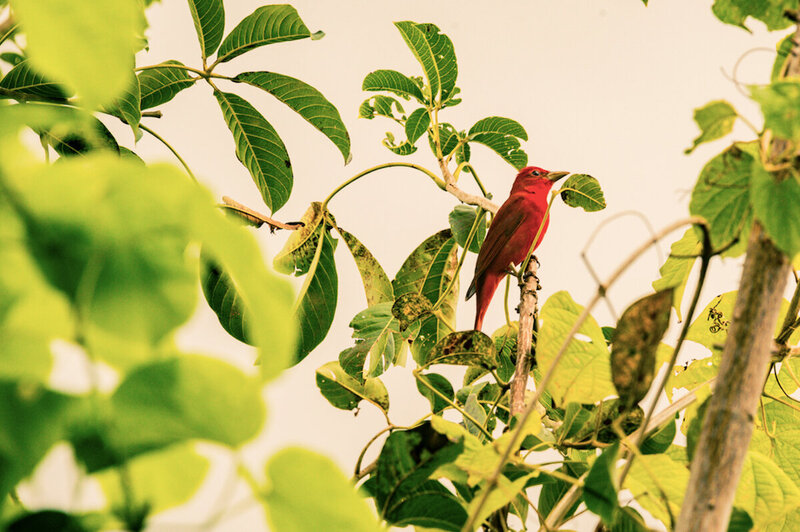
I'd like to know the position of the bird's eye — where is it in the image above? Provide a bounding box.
[532,170,540,176]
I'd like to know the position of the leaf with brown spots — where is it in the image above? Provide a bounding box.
[611,289,673,410]
[273,202,324,276]
[338,228,394,306]
[391,293,432,331]
[426,330,497,369]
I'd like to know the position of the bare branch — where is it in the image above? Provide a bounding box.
[510,259,539,416]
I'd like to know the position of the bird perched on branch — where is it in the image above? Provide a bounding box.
[466,166,567,331]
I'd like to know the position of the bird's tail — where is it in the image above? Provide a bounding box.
[465,276,477,301]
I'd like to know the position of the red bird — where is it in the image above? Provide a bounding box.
[466,166,568,331]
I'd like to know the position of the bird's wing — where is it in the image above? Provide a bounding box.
[466,195,527,300]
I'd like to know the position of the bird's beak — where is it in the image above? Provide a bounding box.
[547,171,568,183]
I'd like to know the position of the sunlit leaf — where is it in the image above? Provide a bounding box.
[750,155,800,258]
[187,0,225,59]
[235,71,351,163]
[685,100,738,154]
[751,80,800,142]
[468,116,527,170]
[216,5,315,64]
[624,453,689,526]
[611,289,673,409]
[316,361,389,413]
[137,61,195,109]
[733,451,800,529]
[214,90,292,213]
[536,291,615,405]
[263,447,383,532]
[10,0,142,108]
[653,228,701,320]
[559,173,606,212]
[339,302,400,378]
[712,0,795,31]
[338,228,394,306]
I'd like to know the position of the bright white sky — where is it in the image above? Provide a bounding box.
[34,1,793,530]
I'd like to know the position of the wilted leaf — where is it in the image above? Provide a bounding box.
[559,174,606,212]
[338,228,394,306]
[274,203,324,275]
[611,289,673,409]
[427,330,497,369]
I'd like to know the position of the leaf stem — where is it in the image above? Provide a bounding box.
[135,62,232,81]
[321,162,445,211]
[138,123,197,182]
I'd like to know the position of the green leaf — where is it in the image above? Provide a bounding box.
[427,330,497,369]
[611,289,673,409]
[0,52,24,67]
[750,152,800,258]
[137,61,195,109]
[263,447,383,532]
[584,442,620,525]
[293,229,338,363]
[449,205,487,254]
[751,401,800,488]
[685,100,738,154]
[315,361,389,413]
[187,0,225,59]
[375,427,465,529]
[95,442,209,515]
[429,122,460,157]
[468,116,528,170]
[559,173,606,212]
[274,202,324,275]
[235,71,351,163]
[383,131,417,155]
[393,230,459,364]
[394,21,440,103]
[491,322,518,384]
[339,302,400,378]
[653,228,702,321]
[641,417,677,454]
[111,355,265,453]
[466,473,536,529]
[734,451,800,529]
[107,71,141,139]
[0,59,69,99]
[202,256,250,344]
[405,107,430,144]
[689,143,754,258]
[414,23,458,103]
[539,463,588,520]
[10,0,142,108]
[751,80,800,142]
[625,453,690,525]
[362,69,425,103]
[216,5,314,64]
[214,90,292,213]
[772,34,793,82]
[4,511,91,532]
[536,291,615,405]
[339,228,394,306]
[0,382,74,500]
[712,0,796,31]
[416,372,454,414]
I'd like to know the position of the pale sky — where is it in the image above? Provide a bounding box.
[25,1,793,530]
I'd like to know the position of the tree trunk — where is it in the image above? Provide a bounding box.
[510,259,539,416]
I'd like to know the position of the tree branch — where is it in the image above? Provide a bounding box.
[220,196,303,231]
[510,259,539,416]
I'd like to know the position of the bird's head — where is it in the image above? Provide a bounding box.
[510,166,568,194]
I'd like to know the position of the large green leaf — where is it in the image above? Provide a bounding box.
[111,355,265,454]
[750,157,800,260]
[427,330,497,369]
[216,5,316,64]
[685,100,738,154]
[584,442,620,525]
[394,21,440,103]
[293,229,338,363]
[95,442,209,516]
[689,144,754,257]
[405,107,431,144]
[536,291,615,405]
[375,428,465,530]
[468,116,528,170]
[751,80,800,142]
[448,205,487,254]
[559,173,606,212]
[653,228,702,320]
[235,71,351,163]
[273,202,324,276]
[712,0,796,31]
[362,69,425,103]
[316,361,389,413]
[263,447,383,532]
[187,0,225,59]
[393,230,459,364]
[734,451,800,529]
[0,59,69,100]
[137,61,195,109]
[338,228,394,306]
[624,453,689,526]
[214,90,293,213]
[416,372,454,414]
[414,23,458,103]
[0,382,74,501]
[10,0,142,108]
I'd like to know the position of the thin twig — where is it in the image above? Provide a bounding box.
[221,196,303,231]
